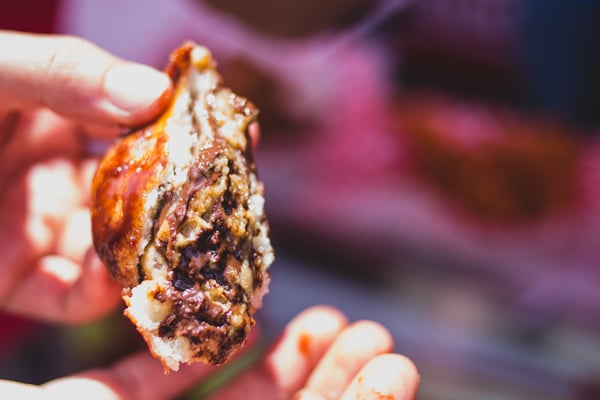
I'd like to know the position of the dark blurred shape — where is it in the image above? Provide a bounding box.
[384,0,525,104]
[0,314,41,356]
[199,0,379,37]
[520,0,600,128]
[573,375,600,400]
[0,311,145,384]
[378,0,600,129]
[396,94,583,223]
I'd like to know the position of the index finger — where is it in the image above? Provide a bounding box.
[0,31,172,130]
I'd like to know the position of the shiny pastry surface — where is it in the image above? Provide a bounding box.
[91,42,273,371]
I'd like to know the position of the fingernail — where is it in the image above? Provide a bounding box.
[104,63,171,113]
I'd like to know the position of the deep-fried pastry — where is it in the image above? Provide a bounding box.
[91,42,273,371]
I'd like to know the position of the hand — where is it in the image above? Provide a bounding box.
[0,30,172,323]
[211,306,420,400]
[0,32,419,399]
[1,306,419,399]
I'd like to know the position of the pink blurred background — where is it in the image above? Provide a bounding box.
[1,0,600,398]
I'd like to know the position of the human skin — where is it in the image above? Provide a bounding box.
[0,31,419,399]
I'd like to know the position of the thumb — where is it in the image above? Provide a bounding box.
[0,31,172,129]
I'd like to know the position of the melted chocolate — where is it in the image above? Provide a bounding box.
[152,141,255,360]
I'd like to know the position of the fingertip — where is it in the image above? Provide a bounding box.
[331,319,395,356]
[304,319,395,398]
[291,305,349,329]
[102,63,173,126]
[293,388,326,400]
[375,353,420,390]
[264,305,348,394]
[342,353,420,400]
[284,306,350,360]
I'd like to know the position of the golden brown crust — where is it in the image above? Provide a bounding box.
[90,125,167,286]
[91,43,200,287]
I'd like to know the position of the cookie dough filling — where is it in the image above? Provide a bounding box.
[91,43,273,371]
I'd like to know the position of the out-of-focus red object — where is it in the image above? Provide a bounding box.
[0,313,40,356]
[0,0,58,359]
[0,0,61,33]
[395,94,583,224]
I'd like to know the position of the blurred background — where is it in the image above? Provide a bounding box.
[2,0,600,398]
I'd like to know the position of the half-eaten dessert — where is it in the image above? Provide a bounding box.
[91,42,273,371]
